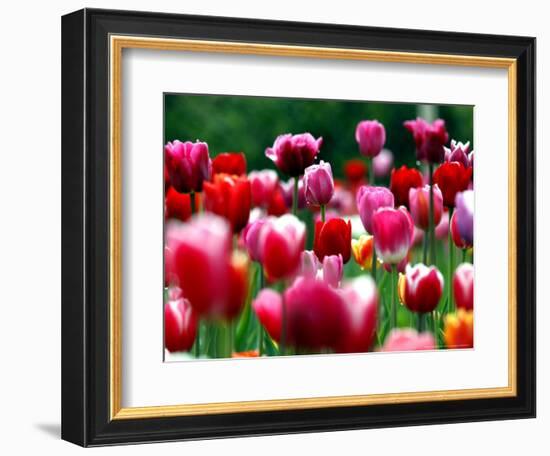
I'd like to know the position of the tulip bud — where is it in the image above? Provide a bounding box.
[164,295,198,352]
[258,214,306,280]
[265,133,322,177]
[351,234,374,270]
[389,166,423,208]
[453,263,474,311]
[454,190,474,246]
[408,184,443,230]
[212,152,247,176]
[313,218,352,264]
[304,160,335,206]
[322,254,343,288]
[355,120,386,158]
[248,169,279,207]
[356,186,394,234]
[402,263,444,313]
[164,140,212,193]
[380,329,436,352]
[371,207,413,264]
[444,309,474,348]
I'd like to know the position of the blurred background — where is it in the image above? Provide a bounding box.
[164,93,474,181]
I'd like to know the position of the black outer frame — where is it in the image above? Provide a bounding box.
[61,8,536,447]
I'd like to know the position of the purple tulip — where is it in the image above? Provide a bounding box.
[372,148,394,178]
[304,161,334,206]
[265,133,323,177]
[356,186,395,234]
[164,140,212,194]
[322,254,343,288]
[454,190,474,246]
[280,177,306,210]
[355,120,386,158]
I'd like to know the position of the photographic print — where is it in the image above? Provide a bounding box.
[163,94,474,361]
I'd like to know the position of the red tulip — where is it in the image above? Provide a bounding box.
[336,276,378,353]
[266,188,288,216]
[165,186,200,222]
[371,207,413,264]
[284,277,348,350]
[404,118,449,163]
[164,140,212,193]
[164,293,198,352]
[265,133,322,177]
[314,218,352,264]
[343,159,367,184]
[164,164,170,193]
[249,169,279,207]
[355,120,386,158]
[444,309,473,348]
[408,184,443,230]
[166,215,249,320]
[402,263,444,313]
[253,289,283,342]
[453,263,474,311]
[380,329,436,352]
[433,162,472,207]
[203,174,251,233]
[258,214,306,280]
[390,166,423,208]
[212,152,247,176]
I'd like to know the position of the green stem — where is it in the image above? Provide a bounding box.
[371,246,377,283]
[321,204,326,223]
[190,190,196,215]
[292,178,299,216]
[462,248,467,263]
[428,164,436,265]
[391,265,397,329]
[417,313,425,333]
[447,207,455,313]
[193,323,201,358]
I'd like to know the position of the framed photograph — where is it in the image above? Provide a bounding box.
[61,8,536,446]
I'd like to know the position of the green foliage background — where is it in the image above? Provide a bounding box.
[164,93,474,180]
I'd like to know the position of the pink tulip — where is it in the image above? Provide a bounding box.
[336,276,378,353]
[435,210,450,240]
[304,160,335,206]
[280,177,306,210]
[356,186,394,234]
[283,277,348,350]
[265,133,323,177]
[372,148,394,178]
[444,140,471,167]
[164,140,212,193]
[328,186,355,215]
[380,329,436,352]
[164,294,198,352]
[253,289,283,342]
[300,250,321,279]
[454,190,474,246]
[355,120,386,158]
[258,214,306,280]
[371,207,413,264]
[243,218,266,262]
[453,263,474,311]
[408,184,443,230]
[248,169,279,207]
[166,215,248,320]
[322,254,343,288]
[402,263,444,313]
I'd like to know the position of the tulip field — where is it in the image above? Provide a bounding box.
[164,95,474,360]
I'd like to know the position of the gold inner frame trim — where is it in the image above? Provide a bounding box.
[109,35,517,420]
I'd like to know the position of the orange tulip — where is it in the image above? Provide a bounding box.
[351,234,374,270]
[443,309,473,348]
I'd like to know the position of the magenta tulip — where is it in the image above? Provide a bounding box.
[164,140,212,193]
[243,218,266,262]
[404,118,449,163]
[356,186,394,234]
[453,263,474,311]
[304,160,334,206]
[253,288,283,342]
[408,184,443,230]
[258,214,306,280]
[355,120,386,158]
[402,263,444,313]
[371,207,413,264]
[265,133,323,177]
[248,169,279,207]
[336,276,378,353]
[372,148,394,178]
[380,329,436,352]
[164,292,198,352]
[454,190,474,246]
